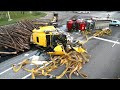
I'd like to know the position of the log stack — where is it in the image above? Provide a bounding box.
[0,20,38,53]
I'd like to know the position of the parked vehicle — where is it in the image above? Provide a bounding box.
[109,20,120,26]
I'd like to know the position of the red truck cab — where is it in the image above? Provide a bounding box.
[76,19,86,31]
[67,19,86,31]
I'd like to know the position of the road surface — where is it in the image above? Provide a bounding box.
[1,11,120,79]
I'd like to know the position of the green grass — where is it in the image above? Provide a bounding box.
[0,11,47,26]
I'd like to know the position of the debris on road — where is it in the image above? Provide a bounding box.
[93,28,112,37]
[12,41,90,79]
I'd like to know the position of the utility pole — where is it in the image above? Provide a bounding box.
[8,11,12,21]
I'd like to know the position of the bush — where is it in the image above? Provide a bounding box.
[32,12,42,16]
[0,11,47,26]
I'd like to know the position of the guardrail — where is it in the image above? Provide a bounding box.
[95,26,109,30]
[94,17,120,21]
[95,21,109,29]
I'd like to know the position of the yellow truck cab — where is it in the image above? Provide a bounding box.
[31,26,56,47]
[31,25,67,55]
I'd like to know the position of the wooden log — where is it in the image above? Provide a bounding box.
[0,20,38,52]
[0,41,24,51]
[0,51,17,54]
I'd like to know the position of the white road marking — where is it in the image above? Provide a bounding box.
[0,67,12,75]
[0,62,22,76]
[0,50,38,76]
[22,73,32,79]
[21,61,52,79]
[93,37,120,44]
[112,40,118,47]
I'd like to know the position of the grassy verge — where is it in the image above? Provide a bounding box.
[0,11,47,26]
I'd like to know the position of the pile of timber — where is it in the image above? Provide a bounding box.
[0,20,38,53]
[32,19,52,28]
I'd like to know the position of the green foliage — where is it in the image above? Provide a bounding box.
[0,11,47,26]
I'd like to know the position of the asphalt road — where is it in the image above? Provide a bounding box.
[1,11,120,79]
[0,49,38,79]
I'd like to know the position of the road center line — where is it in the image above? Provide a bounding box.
[93,37,120,44]
[112,40,118,47]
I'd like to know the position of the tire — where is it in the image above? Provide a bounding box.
[116,24,119,26]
